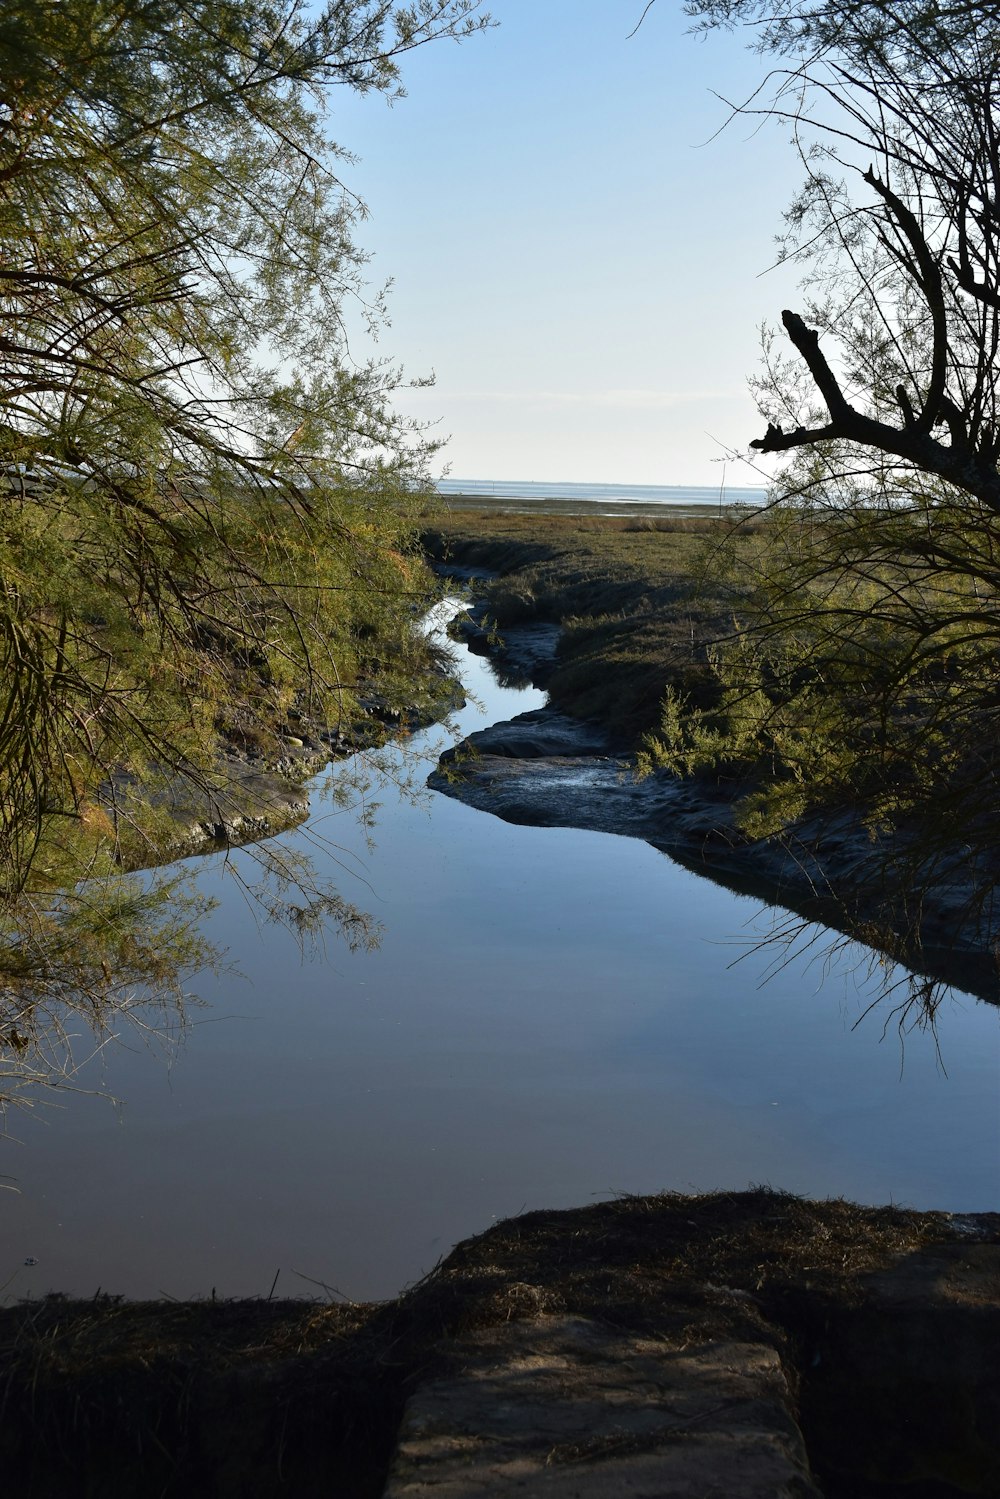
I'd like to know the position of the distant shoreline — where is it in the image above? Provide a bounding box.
[435,486,765,521]
[435,476,768,511]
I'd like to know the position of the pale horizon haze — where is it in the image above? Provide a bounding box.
[333,1,805,489]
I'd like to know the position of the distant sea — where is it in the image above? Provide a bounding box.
[436,477,767,511]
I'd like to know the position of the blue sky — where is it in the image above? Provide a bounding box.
[332,1,805,487]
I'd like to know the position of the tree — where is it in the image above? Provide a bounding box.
[642,2,1000,990]
[0,0,489,1110]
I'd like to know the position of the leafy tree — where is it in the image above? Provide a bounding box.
[0,0,488,1108]
[642,2,1000,984]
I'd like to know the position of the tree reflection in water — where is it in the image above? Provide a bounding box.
[0,823,388,1125]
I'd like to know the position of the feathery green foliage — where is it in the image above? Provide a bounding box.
[642,1,1000,962]
[0,0,489,1107]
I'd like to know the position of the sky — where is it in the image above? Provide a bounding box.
[331,0,806,488]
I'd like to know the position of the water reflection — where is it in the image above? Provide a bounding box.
[0,609,463,1122]
[0,869,213,1128]
[0,611,996,1303]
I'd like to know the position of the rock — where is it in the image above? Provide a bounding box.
[441,707,614,761]
[383,1316,821,1498]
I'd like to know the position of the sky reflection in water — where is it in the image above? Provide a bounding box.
[1,618,997,1303]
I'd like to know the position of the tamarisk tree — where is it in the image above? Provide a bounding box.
[0,0,488,1106]
[643,2,1000,986]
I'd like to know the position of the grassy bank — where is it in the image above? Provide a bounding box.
[421,508,744,743]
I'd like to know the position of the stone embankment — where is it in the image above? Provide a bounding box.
[385,1317,822,1498]
[383,1203,1000,1498]
[2,1192,997,1496]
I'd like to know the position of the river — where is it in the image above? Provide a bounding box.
[1,604,997,1303]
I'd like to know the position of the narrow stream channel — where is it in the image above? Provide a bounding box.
[1,605,997,1303]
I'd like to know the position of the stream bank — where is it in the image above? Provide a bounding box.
[118,647,463,867]
[425,527,1000,1005]
[1,576,996,1495]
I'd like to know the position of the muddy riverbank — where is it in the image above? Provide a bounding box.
[117,646,463,868]
[426,530,1000,1004]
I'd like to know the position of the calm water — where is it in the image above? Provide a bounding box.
[437,477,768,508]
[1,609,997,1303]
